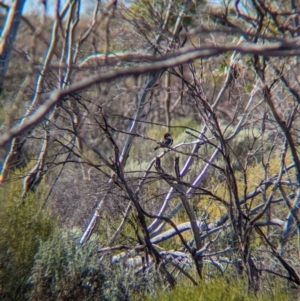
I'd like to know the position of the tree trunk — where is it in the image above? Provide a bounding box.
[0,0,26,92]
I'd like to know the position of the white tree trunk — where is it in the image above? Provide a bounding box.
[0,0,26,90]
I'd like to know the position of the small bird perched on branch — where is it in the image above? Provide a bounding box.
[154,132,173,150]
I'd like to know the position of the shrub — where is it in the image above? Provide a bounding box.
[0,181,53,300]
[29,229,163,301]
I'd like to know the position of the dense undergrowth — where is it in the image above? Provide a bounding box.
[145,278,293,301]
[0,170,295,301]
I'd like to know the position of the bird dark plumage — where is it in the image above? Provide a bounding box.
[154,132,173,150]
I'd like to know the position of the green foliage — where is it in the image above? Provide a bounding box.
[144,276,292,301]
[0,181,53,300]
[29,229,108,301]
[29,229,163,301]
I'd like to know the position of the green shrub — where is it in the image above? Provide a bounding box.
[29,229,163,301]
[0,181,53,300]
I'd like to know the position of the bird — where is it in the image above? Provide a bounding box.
[154,132,173,150]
